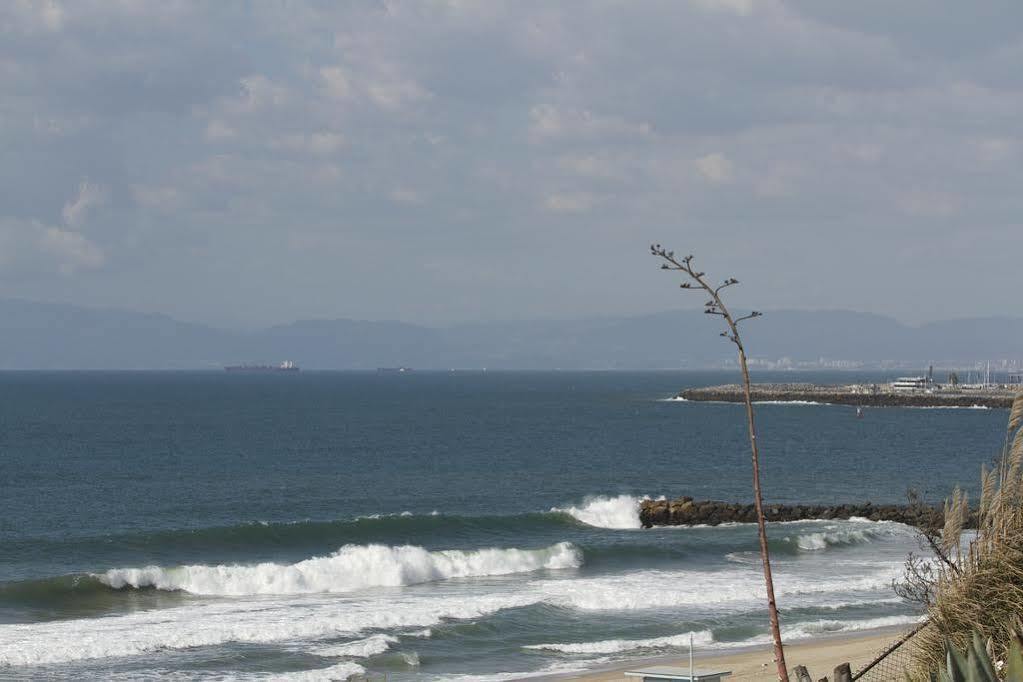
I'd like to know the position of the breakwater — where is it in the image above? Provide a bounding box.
[639,497,962,529]
[677,383,1015,408]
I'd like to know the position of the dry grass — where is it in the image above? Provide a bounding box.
[906,392,1023,679]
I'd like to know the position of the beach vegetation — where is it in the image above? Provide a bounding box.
[902,393,1023,679]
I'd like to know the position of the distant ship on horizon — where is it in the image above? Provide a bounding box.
[224,360,300,373]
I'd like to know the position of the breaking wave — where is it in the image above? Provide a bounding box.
[788,522,903,552]
[552,495,654,529]
[97,542,582,596]
[266,661,367,681]
[526,629,713,654]
[312,634,398,658]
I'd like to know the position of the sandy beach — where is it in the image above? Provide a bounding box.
[548,626,910,681]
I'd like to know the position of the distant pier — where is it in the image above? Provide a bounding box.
[675,382,1016,409]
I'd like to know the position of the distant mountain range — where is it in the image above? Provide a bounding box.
[1,298,1020,370]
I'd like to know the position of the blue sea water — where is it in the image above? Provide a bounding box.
[0,371,1008,680]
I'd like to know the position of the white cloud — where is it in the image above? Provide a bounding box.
[271,132,345,156]
[694,153,733,184]
[132,185,184,211]
[543,192,596,213]
[366,69,429,111]
[690,0,757,16]
[235,74,289,113]
[320,65,353,100]
[204,119,236,141]
[38,224,105,274]
[61,181,107,227]
[0,218,104,275]
[558,154,625,180]
[529,105,652,141]
[11,0,64,32]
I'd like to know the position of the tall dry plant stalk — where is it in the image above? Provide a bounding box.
[650,245,788,682]
[904,391,1023,679]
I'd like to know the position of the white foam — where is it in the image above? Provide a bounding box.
[526,629,713,654]
[522,615,921,661]
[905,404,991,410]
[552,495,649,529]
[266,661,366,681]
[530,562,903,612]
[406,628,432,638]
[312,634,398,658]
[0,555,909,668]
[0,589,539,666]
[98,542,581,596]
[783,615,924,639]
[753,400,825,406]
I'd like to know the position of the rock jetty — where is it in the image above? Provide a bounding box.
[639,497,964,529]
[677,383,1015,409]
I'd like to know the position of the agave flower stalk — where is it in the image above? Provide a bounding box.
[651,245,787,682]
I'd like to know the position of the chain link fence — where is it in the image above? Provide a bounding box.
[851,621,929,681]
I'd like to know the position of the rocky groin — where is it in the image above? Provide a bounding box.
[639,497,968,529]
[678,383,1014,409]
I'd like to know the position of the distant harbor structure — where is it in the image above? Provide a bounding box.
[677,369,1018,409]
[224,360,299,373]
[891,376,929,391]
[377,367,413,373]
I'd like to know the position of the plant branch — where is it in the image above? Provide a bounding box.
[650,244,788,682]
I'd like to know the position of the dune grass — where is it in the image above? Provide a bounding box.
[905,392,1023,678]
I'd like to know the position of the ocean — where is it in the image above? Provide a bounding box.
[0,370,1008,680]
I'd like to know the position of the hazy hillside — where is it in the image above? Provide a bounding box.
[0,299,1019,370]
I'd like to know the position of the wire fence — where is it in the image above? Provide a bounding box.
[851,620,929,681]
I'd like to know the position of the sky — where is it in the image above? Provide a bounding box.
[1,1,1021,328]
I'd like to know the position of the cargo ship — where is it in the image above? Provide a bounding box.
[224,360,300,373]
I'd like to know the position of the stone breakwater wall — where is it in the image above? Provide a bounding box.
[639,497,971,529]
[678,383,1014,409]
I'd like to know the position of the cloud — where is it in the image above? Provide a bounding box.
[132,185,184,211]
[319,65,353,100]
[37,223,105,274]
[690,0,757,16]
[270,132,344,156]
[529,105,652,141]
[1,1,1022,325]
[0,218,104,275]
[61,181,107,228]
[543,192,596,213]
[205,119,236,141]
[694,153,733,184]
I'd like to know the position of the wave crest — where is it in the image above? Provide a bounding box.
[526,629,713,655]
[97,542,581,596]
[789,521,903,551]
[312,634,398,658]
[552,495,653,529]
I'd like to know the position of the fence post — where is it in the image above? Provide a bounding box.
[833,663,852,682]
